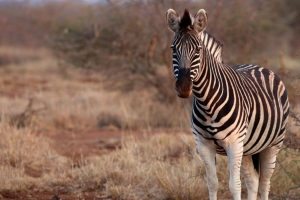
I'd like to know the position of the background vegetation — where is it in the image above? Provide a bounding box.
[0,0,299,199]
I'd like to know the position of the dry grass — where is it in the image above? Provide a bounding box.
[0,124,216,198]
[0,125,298,199]
[0,122,69,192]
[273,147,300,199]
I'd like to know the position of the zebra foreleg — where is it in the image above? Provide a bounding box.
[224,142,244,200]
[258,144,282,200]
[195,137,218,200]
[241,155,259,200]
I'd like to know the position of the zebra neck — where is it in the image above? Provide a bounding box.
[193,47,238,107]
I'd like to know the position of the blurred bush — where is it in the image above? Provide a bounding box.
[49,0,300,102]
[204,0,300,65]
[51,0,183,102]
[0,0,299,103]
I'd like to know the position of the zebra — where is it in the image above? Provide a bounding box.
[166,8,289,200]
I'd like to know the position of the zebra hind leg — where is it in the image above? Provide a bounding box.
[258,144,282,200]
[241,155,259,200]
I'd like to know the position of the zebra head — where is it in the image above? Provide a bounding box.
[166,8,207,98]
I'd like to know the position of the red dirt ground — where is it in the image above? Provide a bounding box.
[46,129,182,160]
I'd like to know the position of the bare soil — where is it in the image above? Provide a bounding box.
[45,129,181,160]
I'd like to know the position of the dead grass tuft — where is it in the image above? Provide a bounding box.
[272,147,300,198]
[67,134,232,199]
[0,122,68,191]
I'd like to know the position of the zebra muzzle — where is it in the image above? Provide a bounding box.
[175,68,193,98]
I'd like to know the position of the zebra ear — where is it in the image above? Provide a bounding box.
[193,9,207,33]
[166,9,180,33]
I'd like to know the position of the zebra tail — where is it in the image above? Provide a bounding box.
[252,153,260,174]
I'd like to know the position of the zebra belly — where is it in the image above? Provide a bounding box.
[192,117,282,156]
[195,133,279,156]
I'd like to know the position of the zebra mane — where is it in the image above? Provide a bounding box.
[201,31,223,63]
[180,9,192,31]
